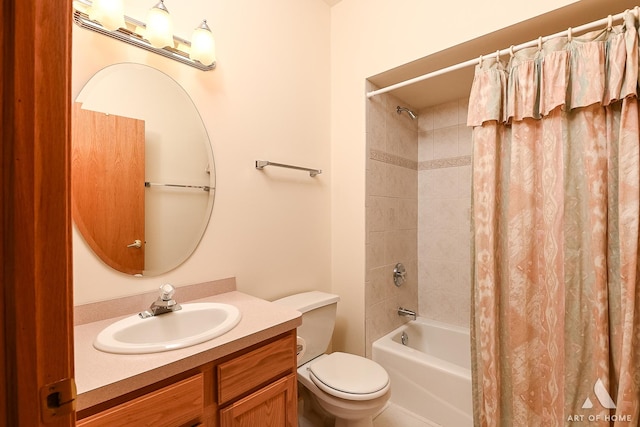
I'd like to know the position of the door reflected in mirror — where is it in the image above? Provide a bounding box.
[72,63,215,276]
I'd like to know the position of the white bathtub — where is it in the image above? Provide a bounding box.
[372,318,473,427]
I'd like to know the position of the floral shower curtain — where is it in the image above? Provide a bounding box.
[468,12,640,427]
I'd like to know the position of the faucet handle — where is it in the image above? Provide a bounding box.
[393,263,406,287]
[159,283,176,301]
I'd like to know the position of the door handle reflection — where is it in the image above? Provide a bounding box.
[127,239,142,248]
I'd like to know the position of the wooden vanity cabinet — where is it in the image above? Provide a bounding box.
[76,331,298,427]
[217,332,297,426]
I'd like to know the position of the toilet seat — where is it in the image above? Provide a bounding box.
[307,352,389,401]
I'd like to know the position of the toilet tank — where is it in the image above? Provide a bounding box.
[272,291,340,366]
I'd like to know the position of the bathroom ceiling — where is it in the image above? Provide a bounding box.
[369,0,640,110]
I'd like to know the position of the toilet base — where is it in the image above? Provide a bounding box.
[313,391,383,427]
[297,357,390,427]
[298,384,335,427]
[299,382,378,427]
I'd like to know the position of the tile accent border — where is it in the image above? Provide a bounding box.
[370,149,471,171]
[419,155,471,170]
[369,149,418,170]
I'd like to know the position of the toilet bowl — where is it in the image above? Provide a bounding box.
[298,353,390,427]
[272,291,391,427]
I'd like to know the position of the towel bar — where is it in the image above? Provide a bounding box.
[145,182,212,192]
[255,160,322,177]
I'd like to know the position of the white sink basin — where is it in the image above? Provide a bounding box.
[94,302,242,354]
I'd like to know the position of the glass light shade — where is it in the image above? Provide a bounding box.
[88,0,125,31]
[145,1,174,48]
[190,20,216,66]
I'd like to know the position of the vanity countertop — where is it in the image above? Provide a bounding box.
[74,290,301,411]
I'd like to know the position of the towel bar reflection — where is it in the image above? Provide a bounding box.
[145,182,213,192]
[255,160,322,177]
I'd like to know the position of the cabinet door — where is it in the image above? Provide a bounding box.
[219,374,297,427]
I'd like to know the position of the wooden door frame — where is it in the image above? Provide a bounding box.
[2,0,74,426]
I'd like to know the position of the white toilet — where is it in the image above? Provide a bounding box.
[273,291,390,427]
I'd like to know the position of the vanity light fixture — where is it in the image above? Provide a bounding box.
[145,0,173,49]
[190,20,216,66]
[72,0,216,71]
[88,0,125,31]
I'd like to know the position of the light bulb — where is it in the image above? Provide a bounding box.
[190,20,216,66]
[145,0,174,48]
[88,0,125,31]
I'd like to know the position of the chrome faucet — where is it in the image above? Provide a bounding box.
[139,284,182,318]
[397,307,416,320]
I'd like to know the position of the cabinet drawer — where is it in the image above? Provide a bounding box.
[218,333,295,404]
[77,373,204,427]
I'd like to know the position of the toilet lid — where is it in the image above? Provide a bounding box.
[308,352,389,400]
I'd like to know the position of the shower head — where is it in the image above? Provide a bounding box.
[396,106,417,120]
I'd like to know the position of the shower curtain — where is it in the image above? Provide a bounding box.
[468,12,640,427]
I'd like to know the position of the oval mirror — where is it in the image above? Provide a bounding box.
[72,63,215,277]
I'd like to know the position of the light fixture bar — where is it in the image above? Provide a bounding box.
[73,0,215,71]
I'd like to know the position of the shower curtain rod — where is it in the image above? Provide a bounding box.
[366,8,638,99]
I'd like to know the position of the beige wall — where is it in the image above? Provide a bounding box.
[330,0,578,356]
[73,0,332,304]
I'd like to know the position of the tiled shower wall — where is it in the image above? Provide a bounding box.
[365,83,418,357]
[418,99,472,328]
[365,91,472,356]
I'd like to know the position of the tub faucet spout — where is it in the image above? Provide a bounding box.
[398,307,416,320]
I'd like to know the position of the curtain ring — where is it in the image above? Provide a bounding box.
[509,45,515,58]
[478,55,483,66]
[495,50,500,63]
[538,36,543,51]
[567,27,572,42]
[607,15,613,31]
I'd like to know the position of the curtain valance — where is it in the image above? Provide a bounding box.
[467,12,639,127]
